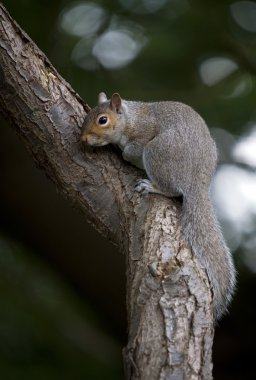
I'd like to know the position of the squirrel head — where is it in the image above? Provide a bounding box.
[81,92,125,146]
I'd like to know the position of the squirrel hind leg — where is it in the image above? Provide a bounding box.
[135,179,169,196]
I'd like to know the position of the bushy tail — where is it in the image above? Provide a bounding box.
[181,193,236,319]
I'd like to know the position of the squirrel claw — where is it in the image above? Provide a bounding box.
[134,179,154,194]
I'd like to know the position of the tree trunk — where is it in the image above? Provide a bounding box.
[0,4,214,379]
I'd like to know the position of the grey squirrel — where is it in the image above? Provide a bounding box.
[81,92,236,320]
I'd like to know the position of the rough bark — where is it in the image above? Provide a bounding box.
[0,4,214,379]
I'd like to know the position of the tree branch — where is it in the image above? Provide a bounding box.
[0,4,214,379]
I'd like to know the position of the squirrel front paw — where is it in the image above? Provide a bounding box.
[135,179,169,196]
[134,179,156,194]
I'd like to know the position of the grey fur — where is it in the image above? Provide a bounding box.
[82,93,236,319]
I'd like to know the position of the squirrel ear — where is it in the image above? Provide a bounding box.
[110,93,122,113]
[98,92,107,104]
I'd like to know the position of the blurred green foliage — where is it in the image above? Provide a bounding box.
[0,235,122,380]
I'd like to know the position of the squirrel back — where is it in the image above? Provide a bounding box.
[81,92,236,319]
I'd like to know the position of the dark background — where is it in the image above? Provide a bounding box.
[1,0,256,379]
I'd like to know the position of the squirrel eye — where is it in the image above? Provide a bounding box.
[98,116,108,125]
